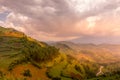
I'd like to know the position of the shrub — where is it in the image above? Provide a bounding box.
[0,71,4,78]
[22,69,32,77]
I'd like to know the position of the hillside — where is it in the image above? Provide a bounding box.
[0,26,120,80]
[0,27,61,80]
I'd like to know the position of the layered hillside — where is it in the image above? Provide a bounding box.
[0,26,120,80]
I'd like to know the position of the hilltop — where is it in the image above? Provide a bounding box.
[0,26,25,37]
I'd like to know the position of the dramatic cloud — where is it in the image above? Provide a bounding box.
[0,0,120,42]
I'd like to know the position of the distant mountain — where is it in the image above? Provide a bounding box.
[50,41,120,64]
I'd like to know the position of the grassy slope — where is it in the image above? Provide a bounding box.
[0,27,51,80]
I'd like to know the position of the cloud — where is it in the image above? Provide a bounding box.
[0,0,120,41]
[0,6,7,13]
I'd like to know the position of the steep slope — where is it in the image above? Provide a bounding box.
[0,26,60,80]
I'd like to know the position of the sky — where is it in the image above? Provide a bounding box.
[0,0,120,44]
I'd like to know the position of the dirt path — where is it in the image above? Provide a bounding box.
[96,66,104,76]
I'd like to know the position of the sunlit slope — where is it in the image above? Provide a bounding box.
[0,26,60,80]
[0,26,49,68]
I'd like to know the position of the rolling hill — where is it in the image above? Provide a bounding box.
[0,26,120,80]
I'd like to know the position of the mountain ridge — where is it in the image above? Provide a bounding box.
[50,41,120,64]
